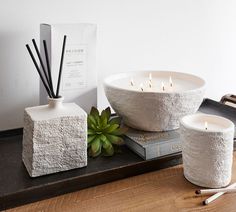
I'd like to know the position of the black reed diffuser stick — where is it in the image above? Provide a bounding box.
[43,40,55,97]
[56,35,67,97]
[26,35,67,99]
[32,39,54,97]
[26,44,52,98]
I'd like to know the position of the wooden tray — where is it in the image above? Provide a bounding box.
[0,98,236,210]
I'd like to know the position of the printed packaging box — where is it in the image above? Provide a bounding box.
[40,23,97,112]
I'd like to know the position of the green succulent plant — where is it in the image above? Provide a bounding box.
[87,107,126,157]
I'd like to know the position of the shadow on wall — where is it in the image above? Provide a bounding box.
[69,87,97,114]
[0,31,39,130]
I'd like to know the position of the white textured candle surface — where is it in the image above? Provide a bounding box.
[181,114,232,132]
[104,71,205,131]
[106,71,204,93]
[180,114,235,188]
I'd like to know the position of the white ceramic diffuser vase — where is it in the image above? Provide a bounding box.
[22,97,87,177]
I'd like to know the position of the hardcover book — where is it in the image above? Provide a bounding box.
[125,127,181,160]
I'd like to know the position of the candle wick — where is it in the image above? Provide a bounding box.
[149,73,152,82]
[204,121,208,130]
[149,81,152,88]
[169,76,173,88]
[140,83,144,91]
[161,82,165,91]
[130,78,134,86]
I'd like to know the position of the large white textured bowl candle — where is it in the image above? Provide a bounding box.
[180,114,235,188]
[104,71,205,131]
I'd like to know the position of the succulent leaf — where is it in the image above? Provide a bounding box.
[101,109,107,121]
[88,115,97,127]
[109,117,122,125]
[104,107,111,120]
[91,136,101,155]
[90,107,99,117]
[100,114,108,129]
[87,107,126,157]
[100,134,106,140]
[89,145,101,157]
[111,127,128,136]
[101,124,111,131]
[104,124,119,133]
[88,129,96,135]
[104,142,114,156]
[106,134,124,145]
[88,135,97,143]
[101,135,110,149]
[90,123,97,130]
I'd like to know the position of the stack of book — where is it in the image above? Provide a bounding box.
[125,127,181,160]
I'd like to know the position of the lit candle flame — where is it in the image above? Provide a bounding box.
[140,83,144,91]
[169,76,173,87]
[205,121,208,130]
[161,82,165,91]
[149,73,152,82]
[130,78,134,86]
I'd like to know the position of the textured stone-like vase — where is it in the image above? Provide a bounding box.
[180,114,235,188]
[104,71,205,132]
[22,97,87,177]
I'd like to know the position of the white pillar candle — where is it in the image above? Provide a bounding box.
[180,114,235,188]
[104,71,205,131]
